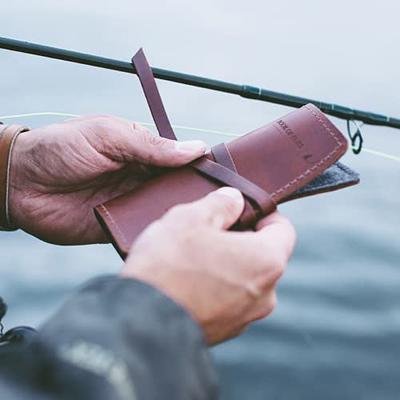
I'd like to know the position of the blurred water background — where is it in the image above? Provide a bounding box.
[1,1,400,399]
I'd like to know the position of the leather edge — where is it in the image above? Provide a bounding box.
[94,205,128,259]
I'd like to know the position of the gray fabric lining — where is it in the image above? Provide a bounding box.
[291,161,360,198]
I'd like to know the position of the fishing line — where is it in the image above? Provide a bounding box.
[1,112,399,163]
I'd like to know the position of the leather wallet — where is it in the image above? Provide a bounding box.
[95,49,360,258]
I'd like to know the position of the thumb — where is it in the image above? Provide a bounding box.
[122,121,207,167]
[167,187,245,230]
[138,131,208,167]
[81,116,207,167]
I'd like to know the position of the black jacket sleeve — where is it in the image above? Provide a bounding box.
[0,275,218,400]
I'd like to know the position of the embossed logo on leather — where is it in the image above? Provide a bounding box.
[275,120,320,164]
[275,120,304,149]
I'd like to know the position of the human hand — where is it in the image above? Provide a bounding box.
[121,187,296,345]
[9,115,206,244]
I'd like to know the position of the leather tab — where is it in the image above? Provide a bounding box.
[132,49,177,141]
[211,143,238,172]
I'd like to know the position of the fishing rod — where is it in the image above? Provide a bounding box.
[1,36,399,133]
[1,111,399,163]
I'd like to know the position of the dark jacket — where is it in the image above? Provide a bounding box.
[0,276,218,399]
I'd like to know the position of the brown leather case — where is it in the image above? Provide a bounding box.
[95,103,355,258]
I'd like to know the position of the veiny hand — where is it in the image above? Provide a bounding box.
[121,187,296,345]
[9,115,206,244]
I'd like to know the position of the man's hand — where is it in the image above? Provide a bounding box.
[121,187,296,345]
[9,115,206,244]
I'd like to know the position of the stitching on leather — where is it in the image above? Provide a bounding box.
[272,105,345,199]
[98,204,129,248]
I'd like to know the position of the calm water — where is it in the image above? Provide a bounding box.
[1,1,400,399]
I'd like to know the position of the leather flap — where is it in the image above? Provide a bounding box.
[95,105,359,258]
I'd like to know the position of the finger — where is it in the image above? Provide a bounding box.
[221,211,296,261]
[215,212,296,288]
[254,211,297,265]
[166,187,245,230]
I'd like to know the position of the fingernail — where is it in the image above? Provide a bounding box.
[216,187,243,202]
[175,140,207,154]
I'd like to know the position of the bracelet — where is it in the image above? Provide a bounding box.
[0,124,30,231]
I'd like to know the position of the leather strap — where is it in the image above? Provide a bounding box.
[131,49,276,216]
[211,142,237,172]
[192,156,276,214]
[206,142,274,214]
[0,124,28,230]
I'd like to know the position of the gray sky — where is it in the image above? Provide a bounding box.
[1,0,400,137]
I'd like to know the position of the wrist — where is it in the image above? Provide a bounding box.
[120,268,208,339]
[120,263,202,332]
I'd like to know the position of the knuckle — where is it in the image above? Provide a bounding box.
[133,123,153,137]
[139,128,159,144]
[88,115,123,132]
[132,220,165,250]
[272,255,287,279]
[90,114,116,124]
[290,222,297,242]
[164,203,191,222]
[157,209,199,247]
[266,253,287,279]
[269,292,278,311]
[284,219,297,246]
[137,132,172,164]
[254,253,287,289]
[262,301,276,319]
[131,122,150,132]
[76,114,128,130]
[253,293,277,321]
[82,113,110,120]
[131,121,140,131]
